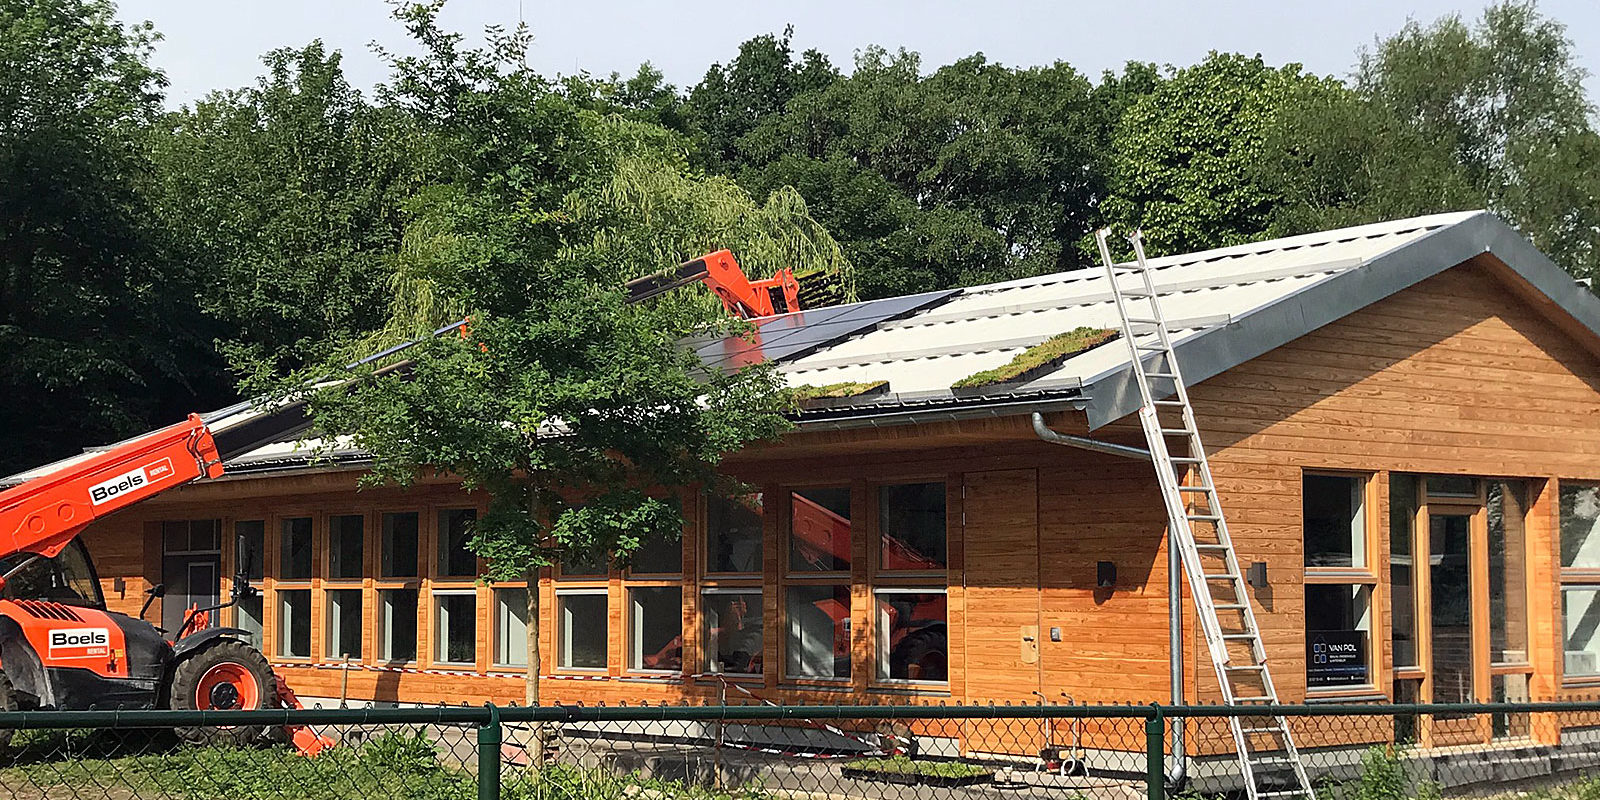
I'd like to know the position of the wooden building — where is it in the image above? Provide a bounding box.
[15,210,1600,753]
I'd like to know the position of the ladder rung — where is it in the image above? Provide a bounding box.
[1222,634,1257,640]
[1152,399,1185,406]
[1256,791,1313,798]
[1171,457,1203,464]
[1188,513,1221,521]
[1177,485,1213,492]
[1214,603,1249,610]
[1203,573,1240,581]
[1122,289,1155,298]
[1136,343,1168,351]
[1126,317,1160,324]
[1145,371,1178,379]
[1160,428,1192,436]
[1195,543,1229,550]
[1232,696,1274,702]
[1226,663,1267,671]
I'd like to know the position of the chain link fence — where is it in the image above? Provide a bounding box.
[3,701,1600,799]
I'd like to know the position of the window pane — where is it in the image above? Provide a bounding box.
[790,488,851,572]
[707,494,763,574]
[278,589,311,658]
[434,593,476,664]
[1303,475,1365,568]
[326,588,362,660]
[1427,476,1478,498]
[437,509,477,577]
[1561,482,1600,569]
[558,593,608,669]
[381,512,420,578]
[280,517,312,580]
[704,590,762,675]
[560,549,608,577]
[1564,587,1600,677]
[1431,514,1474,703]
[630,587,682,672]
[495,588,529,667]
[629,533,682,575]
[1305,584,1372,689]
[380,589,418,662]
[1488,481,1529,663]
[786,585,850,679]
[876,590,946,681]
[1389,474,1418,669]
[236,520,265,581]
[236,594,263,647]
[329,515,365,580]
[879,483,946,570]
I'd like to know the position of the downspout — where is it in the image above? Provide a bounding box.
[1030,412,1185,788]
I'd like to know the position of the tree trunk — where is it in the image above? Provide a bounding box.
[523,564,545,765]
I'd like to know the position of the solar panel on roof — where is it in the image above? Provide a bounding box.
[697,289,960,370]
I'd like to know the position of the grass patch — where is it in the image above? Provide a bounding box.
[0,729,767,800]
[843,755,990,779]
[951,327,1118,389]
[788,380,888,402]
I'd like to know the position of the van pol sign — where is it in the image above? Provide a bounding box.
[87,458,174,506]
[1307,631,1368,688]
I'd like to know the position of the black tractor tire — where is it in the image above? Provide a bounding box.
[0,669,17,748]
[169,640,276,745]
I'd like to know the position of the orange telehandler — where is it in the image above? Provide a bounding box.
[0,249,801,751]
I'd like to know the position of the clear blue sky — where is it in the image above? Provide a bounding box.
[115,0,1598,108]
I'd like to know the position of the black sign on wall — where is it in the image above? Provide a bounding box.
[1308,630,1368,688]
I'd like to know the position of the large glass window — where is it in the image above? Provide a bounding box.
[326,588,362,660]
[707,494,763,574]
[1389,475,1418,669]
[494,588,530,668]
[380,589,418,662]
[704,589,763,675]
[786,585,850,680]
[1304,475,1365,568]
[875,589,947,682]
[558,591,608,670]
[437,509,478,577]
[381,512,420,578]
[1563,587,1600,678]
[790,488,851,572]
[879,483,946,570]
[1305,584,1372,689]
[629,587,682,672]
[280,517,313,579]
[630,534,682,575]
[1562,482,1600,569]
[1488,481,1529,664]
[434,591,476,665]
[329,514,365,579]
[278,589,311,659]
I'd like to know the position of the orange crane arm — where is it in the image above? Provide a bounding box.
[0,414,223,561]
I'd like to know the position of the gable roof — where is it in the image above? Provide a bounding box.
[6,210,1596,487]
[780,210,1600,430]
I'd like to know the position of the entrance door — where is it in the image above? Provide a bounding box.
[1426,511,1483,744]
[161,520,223,634]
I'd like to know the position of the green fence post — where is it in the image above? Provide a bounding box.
[1146,704,1165,800]
[479,703,502,800]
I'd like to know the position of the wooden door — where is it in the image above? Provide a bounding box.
[961,469,1042,755]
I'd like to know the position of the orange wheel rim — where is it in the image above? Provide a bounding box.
[195,663,260,711]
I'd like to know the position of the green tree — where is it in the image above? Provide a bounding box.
[269,3,844,710]
[683,26,839,170]
[1353,1,1599,276]
[149,41,427,375]
[0,0,214,473]
[1099,52,1346,255]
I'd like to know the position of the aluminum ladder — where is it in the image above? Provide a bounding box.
[1096,229,1315,800]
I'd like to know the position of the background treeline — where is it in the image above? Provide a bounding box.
[1,0,1597,472]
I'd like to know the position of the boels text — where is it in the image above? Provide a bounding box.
[48,627,110,658]
[87,458,173,506]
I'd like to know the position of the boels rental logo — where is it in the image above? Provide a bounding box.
[87,458,174,506]
[48,628,110,659]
